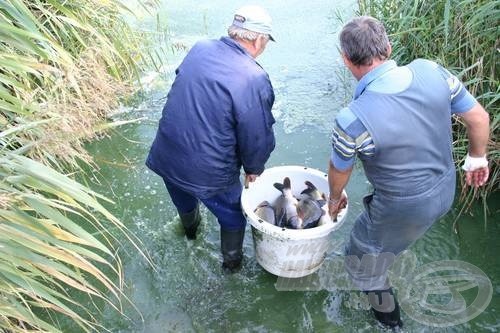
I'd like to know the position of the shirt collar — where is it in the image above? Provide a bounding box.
[354,60,397,99]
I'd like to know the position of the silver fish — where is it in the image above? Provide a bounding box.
[297,197,324,229]
[299,180,324,201]
[300,180,331,226]
[254,200,276,225]
[273,177,301,229]
[318,194,333,225]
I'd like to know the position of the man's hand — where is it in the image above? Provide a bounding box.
[458,104,490,188]
[328,193,348,221]
[465,167,489,187]
[244,174,258,188]
[462,153,489,187]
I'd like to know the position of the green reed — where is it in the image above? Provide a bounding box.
[358,0,499,225]
[0,0,158,331]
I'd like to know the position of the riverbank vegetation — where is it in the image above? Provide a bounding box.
[358,0,499,223]
[0,0,155,331]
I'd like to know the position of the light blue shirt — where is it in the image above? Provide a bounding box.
[331,60,477,171]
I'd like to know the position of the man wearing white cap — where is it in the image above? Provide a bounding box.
[146,5,276,272]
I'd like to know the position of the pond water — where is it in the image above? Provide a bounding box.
[68,0,499,332]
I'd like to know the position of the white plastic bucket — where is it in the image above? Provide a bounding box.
[241,165,347,278]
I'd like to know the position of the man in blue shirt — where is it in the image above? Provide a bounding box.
[328,16,490,328]
[146,5,276,273]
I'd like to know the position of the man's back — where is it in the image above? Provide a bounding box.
[350,59,455,195]
[147,37,275,198]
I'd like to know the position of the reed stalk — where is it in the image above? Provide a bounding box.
[357,0,499,224]
[1,0,158,331]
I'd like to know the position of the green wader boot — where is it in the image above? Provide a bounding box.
[179,205,201,240]
[220,228,245,273]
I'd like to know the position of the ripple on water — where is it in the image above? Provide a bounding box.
[411,216,460,263]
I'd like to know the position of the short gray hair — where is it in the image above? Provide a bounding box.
[340,16,390,66]
[228,25,269,42]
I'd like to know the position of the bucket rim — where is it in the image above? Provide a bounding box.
[241,165,347,240]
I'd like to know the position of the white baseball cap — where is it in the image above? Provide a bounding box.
[231,5,275,41]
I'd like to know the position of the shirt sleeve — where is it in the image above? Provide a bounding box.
[331,107,374,171]
[436,65,477,114]
[235,75,276,175]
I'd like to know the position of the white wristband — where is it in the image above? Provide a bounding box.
[462,153,488,171]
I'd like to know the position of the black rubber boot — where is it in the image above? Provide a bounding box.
[179,205,201,240]
[367,287,403,330]
[220,228,245,273]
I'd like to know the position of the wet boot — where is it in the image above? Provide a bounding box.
[179,205,201,240]
[220,228,245,273]
[367,287,403,330]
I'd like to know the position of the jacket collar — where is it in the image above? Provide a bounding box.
[220,36,264,69]
[220,36,252,58]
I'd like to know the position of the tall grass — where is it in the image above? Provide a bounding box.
[358,0,499,225]
[1,0,157,331]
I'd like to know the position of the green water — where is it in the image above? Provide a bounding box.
[71,1,499,332]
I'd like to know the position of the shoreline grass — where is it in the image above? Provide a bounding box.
[357,0,499,224]
[1,0,158,331]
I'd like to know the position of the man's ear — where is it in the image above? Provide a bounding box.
[341,52,352,67]
[387,43,392,58]
[253,35,262,51]
[255,35,267,51]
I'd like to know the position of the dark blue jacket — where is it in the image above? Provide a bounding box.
[146,37,275,198]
